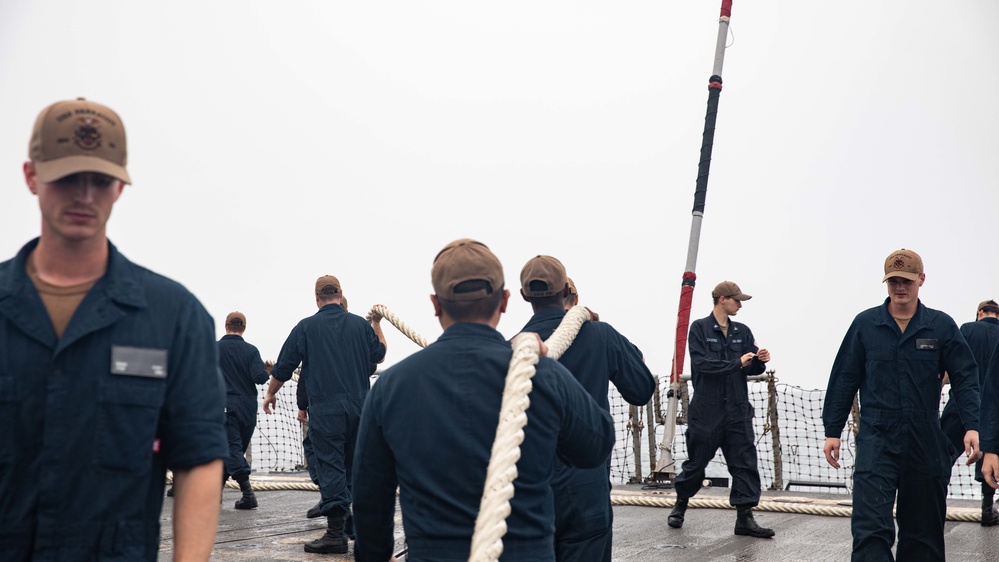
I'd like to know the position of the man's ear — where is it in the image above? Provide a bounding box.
[24,161,39,195]
[430,294,442,317]
[520,288,531,302]
[500,289,510,314]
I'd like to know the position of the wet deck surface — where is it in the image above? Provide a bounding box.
[158,474,999,561]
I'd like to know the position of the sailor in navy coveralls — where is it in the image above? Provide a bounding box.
[265,275,386,554]
[0,98,227,561]
[823,249,980,561]
[518,256,655,561]
[218,311,270,510]
[352,239,615,562]
[668,280,774,538]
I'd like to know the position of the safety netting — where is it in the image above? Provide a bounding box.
[248,372,982,500]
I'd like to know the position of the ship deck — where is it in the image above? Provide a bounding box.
[158,474,999,561]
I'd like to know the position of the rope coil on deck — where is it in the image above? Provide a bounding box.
[608,494,983,523]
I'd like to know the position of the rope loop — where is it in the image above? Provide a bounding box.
[367,304,591,562]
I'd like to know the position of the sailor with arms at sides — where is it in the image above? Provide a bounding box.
[0,98,227,561]
[667,280,774,538]
[823,249,980,561]
[352,239,616,562]
[519,256,654,561]
[940,299,999,525]
[264,275,387,554]
[977,321,999,519]
[218,311,270,510]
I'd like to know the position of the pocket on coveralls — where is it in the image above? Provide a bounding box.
[97,379,164,472]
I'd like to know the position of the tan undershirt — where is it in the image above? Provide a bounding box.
[27,253,95,339]
[893,317,911,333]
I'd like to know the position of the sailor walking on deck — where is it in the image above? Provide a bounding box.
[519,257,655,561]
[264,276,387,554]
[218,311,270,510]
[823,249,981,561]
[940,299,999,526]
[0,98,228,560]
[351,239,616,562]
[667,281,774,538]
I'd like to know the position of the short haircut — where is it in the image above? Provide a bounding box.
[524,280,561,308]
[438,280,504,322]
[317,286,340,301]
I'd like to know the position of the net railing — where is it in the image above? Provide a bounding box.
[248,371,981,500]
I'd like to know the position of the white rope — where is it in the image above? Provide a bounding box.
[370,304,591,562]
[369,304,430,348]
[545,306,592,360]
[608,494,985,523]
[468,333,540,562]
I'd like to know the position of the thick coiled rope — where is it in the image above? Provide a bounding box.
[365,304,591,561]
[368,304,430,349]
[608,494,984,523]
[172,477,987,524]
[468,332,540,562]
[544,306,592,360]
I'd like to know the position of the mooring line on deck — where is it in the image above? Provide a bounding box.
[609,494,983,523]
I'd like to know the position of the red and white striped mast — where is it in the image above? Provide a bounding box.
[655,0,734,479]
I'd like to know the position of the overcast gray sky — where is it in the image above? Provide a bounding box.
[2,1,997,391]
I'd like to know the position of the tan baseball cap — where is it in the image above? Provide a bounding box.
[978,300,999,314]
[567,277,578,296]
[712,281,752,301]
[315,275,341,296]
[29,98,131,184]
[520,255,569,298]
[225,311,247,328]
[882,249,923,282]
[431,238,504,301]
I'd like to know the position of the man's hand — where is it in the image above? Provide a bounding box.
[584,307,600,322]
[297,409,308,423]
[740,352,756,367]
[370,306,384,323]
[964,430,982,465]
[532,333,549,357]
[756,348,770,363]
[824,437,841,468]
[264,360,274,375]
[983,453,999,489]
[263,393,277,414]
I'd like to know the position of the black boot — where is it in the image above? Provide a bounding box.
[304,512,348,554]
[667,498,688,529]
[234,475,258,510]
[982,482,999,527]
[734,506,775,538]
[306,500,322,519]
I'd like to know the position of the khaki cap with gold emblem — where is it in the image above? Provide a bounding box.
[882,249,923,282]
[29,98,131,184]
